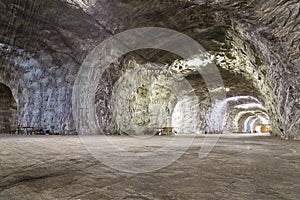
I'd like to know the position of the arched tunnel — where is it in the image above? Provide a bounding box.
[0,0,299,199]
[0,0,299,139]
[0,83,18,133]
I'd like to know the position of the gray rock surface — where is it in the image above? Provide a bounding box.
[0,135,299,199]
[0,0,299,138]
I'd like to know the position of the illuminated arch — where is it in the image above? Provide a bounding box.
[233,110,268,132]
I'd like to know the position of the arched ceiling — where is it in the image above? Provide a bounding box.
[0,0,299,138]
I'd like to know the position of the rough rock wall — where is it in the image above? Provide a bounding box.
[211,0,299,138]
[172,95,200,134]
[0,44,78,133]
[222,31,282,136]
[0,0,103,134]
[95,59,201,135]
[0,0,299,138]
[251,0,300,139]
[194,0,300,138]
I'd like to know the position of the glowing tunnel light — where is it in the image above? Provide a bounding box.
[234,103,265,110]
[257,115,270,125]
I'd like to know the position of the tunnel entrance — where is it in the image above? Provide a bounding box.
[0,83,18,134]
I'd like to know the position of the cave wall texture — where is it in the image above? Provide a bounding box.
[0,0,299,139]
[0,83,18,132]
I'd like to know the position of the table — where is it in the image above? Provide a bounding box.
[19,126,35,135]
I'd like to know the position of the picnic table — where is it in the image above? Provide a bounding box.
[146,127,173,135]
[9,126,44,135]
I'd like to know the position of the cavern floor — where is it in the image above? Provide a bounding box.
[0,135,299,200]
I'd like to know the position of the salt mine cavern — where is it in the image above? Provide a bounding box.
[0,0,299,199]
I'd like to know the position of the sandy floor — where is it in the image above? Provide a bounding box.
[0,135,299,200]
